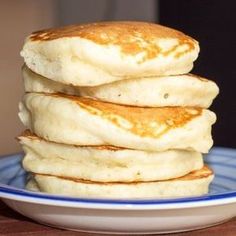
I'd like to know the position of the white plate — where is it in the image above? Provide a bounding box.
[0,147,236,234]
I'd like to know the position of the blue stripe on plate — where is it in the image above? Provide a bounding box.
[211,182,232,190]
[0,184,236,205]
[214,173,236,182]
[0,161,22,173]
[206,162,236,169]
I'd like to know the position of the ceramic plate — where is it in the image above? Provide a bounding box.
[0,147,236,234]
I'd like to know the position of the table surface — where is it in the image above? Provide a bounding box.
[0,200,235,236]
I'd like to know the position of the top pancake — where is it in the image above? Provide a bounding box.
[30,22,196,60]
[21,21,200,86]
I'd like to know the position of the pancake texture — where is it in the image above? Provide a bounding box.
[22,64,79,96]
[19,131,203,182]
[26,166,214,198]
[23,65,219,108]
[21,22,199,86]
[18,93,216,153]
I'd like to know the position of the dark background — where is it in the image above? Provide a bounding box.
[160,0,236,148]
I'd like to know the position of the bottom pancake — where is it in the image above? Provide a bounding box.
[26,166,214,198]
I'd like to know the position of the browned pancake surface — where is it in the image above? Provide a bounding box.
[18,130,125,151]
[33,166,213,185]
[46,93,202,138]
[29,22,196,61]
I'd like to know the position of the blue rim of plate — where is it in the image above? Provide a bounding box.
[0,147,236,208]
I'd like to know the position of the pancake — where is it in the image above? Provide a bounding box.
[18,92,216,152]
[21,21,199,86]
[26,166,214,198]
[19,130,203,182]
[23,65,219,108]
[22,64,79,96]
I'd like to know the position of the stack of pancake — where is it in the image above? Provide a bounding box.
[18,22,219,198]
